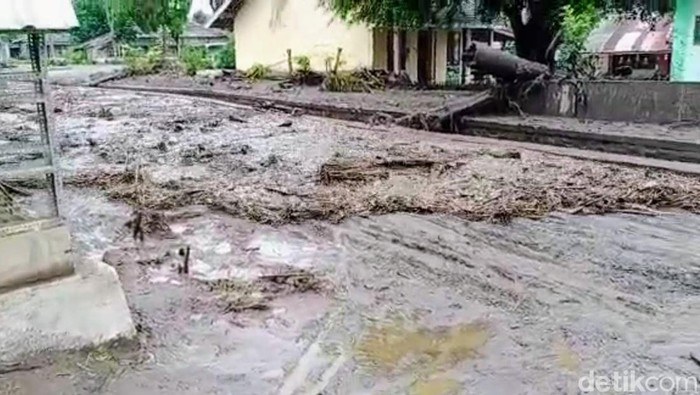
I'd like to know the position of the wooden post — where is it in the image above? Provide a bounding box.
[286,48,293,75]
[333,47,343,74]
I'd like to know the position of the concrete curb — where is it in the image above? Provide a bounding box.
[461,118,700,164]
[0,226,74,292]
[99,84,407,123]
[95,83,700,167]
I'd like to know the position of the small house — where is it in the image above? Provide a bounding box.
[81,23,229,61]
[208,0,512,84]
[585,17,672,79]
[9,32,72,59]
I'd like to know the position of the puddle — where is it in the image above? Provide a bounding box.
[409,377,461,395]
[168,215,341,283]
[247,232,331,268]
[354,319,490,375]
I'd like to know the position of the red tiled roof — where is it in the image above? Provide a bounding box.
[586,16,672,54]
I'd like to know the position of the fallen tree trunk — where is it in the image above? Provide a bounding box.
[395,90,495,132]
[464,42,550,81]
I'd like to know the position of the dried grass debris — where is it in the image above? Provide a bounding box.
[207,269,327,313]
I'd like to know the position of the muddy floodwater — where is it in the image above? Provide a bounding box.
[2,87,700,394]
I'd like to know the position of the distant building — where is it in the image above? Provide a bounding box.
[671,0,700,81]
[81,23,229,61]
[207,0,512,84]
[585,17,672,79]
[9,33,72,59]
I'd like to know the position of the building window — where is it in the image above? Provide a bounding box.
[695,16,700,45]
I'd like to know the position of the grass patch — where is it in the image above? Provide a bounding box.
[180,45,212,76]
[124,45,163,76]
[245,63,270,81]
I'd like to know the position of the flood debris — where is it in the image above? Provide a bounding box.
[207,269,326,313]
[0,182,25,224]
[319,158,440,185]
[177,246,190,274]
[0,361,41,375]
[88,106,114,120]
[260,154,281,167]
[67,169,208,212]
[125,210,172,241]
[228,114,247,123]
[479,148,522,159]
[53,87,700,228]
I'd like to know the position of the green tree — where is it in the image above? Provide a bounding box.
[108,0,191,53]
[71,0,111,43]
[71,0,138,45]
[557,0,600,76]
[323,0,672,65]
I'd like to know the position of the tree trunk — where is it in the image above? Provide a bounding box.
[162,29,168,54]
[102,0,118,57]
[464,42,549,81]
[506,3,556,66]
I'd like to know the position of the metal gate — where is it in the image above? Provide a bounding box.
[0,32,62,238]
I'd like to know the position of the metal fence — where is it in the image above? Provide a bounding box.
[0,32,62,238]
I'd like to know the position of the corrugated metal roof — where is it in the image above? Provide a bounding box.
[0,0,78,31]
[586,16,672,54]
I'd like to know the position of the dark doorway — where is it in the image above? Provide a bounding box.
[398,30,407,71]
[417,30,433,85]
[386,30,394,72]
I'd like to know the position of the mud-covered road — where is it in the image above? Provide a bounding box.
[2,87,700,394]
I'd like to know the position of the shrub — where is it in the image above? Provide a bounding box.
[124,45,163,76]
[245,63,269,80]
[66,48,89,65]
[294,55,311,75]
[48,58,68,66]
[180,45,212,76]
[213,41,235,69]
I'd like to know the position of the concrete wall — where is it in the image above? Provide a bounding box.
[525,80,700,123]
[406,31,419,81]
[233,0,374,71]
[0,40,9,64]
[375,29,452,83]
[434,30,448,84]
[372,29,389,69]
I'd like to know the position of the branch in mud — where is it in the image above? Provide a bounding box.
[395,91,496,132]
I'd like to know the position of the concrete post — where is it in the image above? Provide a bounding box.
[393,30,401,73]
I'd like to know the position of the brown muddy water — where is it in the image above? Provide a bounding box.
[2,87,700,394]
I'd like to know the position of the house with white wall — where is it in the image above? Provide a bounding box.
[208,0,511,84]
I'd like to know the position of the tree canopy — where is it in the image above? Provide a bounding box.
[72,0,191,46]
[323,0,672,63]
[72,0,111,43]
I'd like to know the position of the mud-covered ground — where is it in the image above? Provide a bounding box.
[3,87,700,394]
[109,73,479,114]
